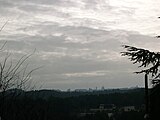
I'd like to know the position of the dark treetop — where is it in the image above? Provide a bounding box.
[121,45,160,78]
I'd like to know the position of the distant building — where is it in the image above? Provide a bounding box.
[101,86,105,91]
[75,89,88,92]
[79,104,116,118]
[79,112,95,117]
[90,104,116,112]
[120,106,136,112]
[108,113,114,119]
[67,89,71,92]
[88,88,93,92]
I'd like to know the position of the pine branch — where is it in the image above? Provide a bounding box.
[121,45,160,77]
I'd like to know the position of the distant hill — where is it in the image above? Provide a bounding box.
[23,88,145,100]
[1,88,145,120]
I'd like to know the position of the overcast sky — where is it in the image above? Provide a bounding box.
[0,0,160,90]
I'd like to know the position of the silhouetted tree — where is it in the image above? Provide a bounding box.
[121,45,160,78]
[0,23,39,120]
[121,17,160,80]
[0,43,39,120]
[121,19,160,119]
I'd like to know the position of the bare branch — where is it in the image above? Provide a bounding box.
[0,41,7,51]
[0,21,8,32]
[0,45,38,92]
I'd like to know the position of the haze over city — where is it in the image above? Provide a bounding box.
[0,0,160,90]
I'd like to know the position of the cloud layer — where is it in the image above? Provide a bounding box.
[0,0,160,90]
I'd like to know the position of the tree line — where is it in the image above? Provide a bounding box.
[0,88,145,120]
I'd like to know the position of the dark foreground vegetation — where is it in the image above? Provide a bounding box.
[0,88,145,120]
[150,84,160,120]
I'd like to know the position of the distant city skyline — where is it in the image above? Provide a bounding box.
[0,0,160,90]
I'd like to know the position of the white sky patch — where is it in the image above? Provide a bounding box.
[108,0,160,35]
[32,0,160,36]
[52,33,64,37]
[63,70,110,77]
[38,47,122,62]
[1,0,160,36]
[96,51,122,62]
[39,51,67,60]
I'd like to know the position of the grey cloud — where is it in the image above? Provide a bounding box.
[83,0,111,10]
[0,0,77,12]
[1,0,159,90]
[0,29,151,89]
[1,24,157,70]
[0,0,14,8]
[43,72,143,90]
